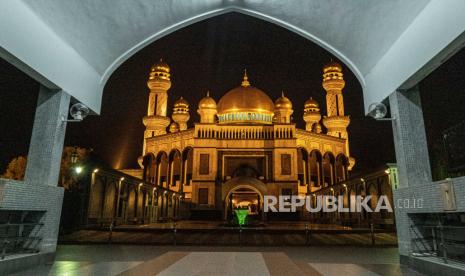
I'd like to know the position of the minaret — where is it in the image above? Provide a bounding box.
[321,62,350,154]
[274,91,293,124]
[142,59,172,155]
[303,97,321,131]
[197,91,217,123]
[172,97,190,130]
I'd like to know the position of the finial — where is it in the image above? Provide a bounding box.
[281,91,285,97]
[241,69,250,87]
[160,58,163,62]
[206,90,210,97]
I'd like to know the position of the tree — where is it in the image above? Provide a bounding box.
[2,156,27,180]
[1,146,90,189]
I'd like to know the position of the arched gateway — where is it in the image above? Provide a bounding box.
[222,177,267,221]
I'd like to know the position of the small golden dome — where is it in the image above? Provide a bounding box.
[169,122,179,133]
[305,97,319,109]
[275,92,292,110]
[152,58,170,73]
[173,96,189,114]
[148,58,170,82]
[323,61,342,73]
[198,91,217,109]
[174,97,189,108]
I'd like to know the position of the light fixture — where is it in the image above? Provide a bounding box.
[93,168,99,173]
[74,166,83,174]
[367,102,395,121]
[62,103,90,122]
[70,147,79,164]
[120,177,125,181]
[384,169,390,174]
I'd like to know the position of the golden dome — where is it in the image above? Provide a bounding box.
[148,58,170,82]
[217,71,274,124]
[304,97,320,112]
[152,58,170,73]
[173,97,189,115]
[323,61,342,73]
[275,92,293,110]
[198,91,217,109]
[174,96,189,108]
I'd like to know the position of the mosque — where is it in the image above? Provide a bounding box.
[129,60,356,220]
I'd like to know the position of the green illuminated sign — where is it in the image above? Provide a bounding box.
[235,209,248,226]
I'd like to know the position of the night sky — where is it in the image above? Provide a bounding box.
[1,13,398,174]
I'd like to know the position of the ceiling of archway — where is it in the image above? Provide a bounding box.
[22,0,429,78]
[6,0,465,114]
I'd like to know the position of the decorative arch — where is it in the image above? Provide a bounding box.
[101,8,363,92]
[142,152,156,183]
[335,154,349,183]
[222,177,268,221]
[322,152,336,187]
[168,149,182,187]
[156,151,168,187]
[182,147,194,187]
[309,149,323,187]
[297,147,309,187]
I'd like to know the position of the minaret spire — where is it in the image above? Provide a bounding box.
[241,69,250,87]
[321,61,351,159]
[142,59,172,155]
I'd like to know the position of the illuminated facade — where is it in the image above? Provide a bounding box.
[134,60,355,220]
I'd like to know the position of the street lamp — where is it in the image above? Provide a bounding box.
[70,147,79,164]
[74,166,83,174]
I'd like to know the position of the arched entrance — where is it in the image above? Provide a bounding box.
[222,177,267,222]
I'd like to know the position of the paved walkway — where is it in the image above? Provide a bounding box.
[11,245,423,275]
[60,230,397,246]
[114,221,353,230]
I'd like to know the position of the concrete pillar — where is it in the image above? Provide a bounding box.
[389,86,432,257]
[25,86,70,186]
[389,87,432,188]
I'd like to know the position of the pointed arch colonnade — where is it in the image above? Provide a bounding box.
[306,167,396,227]
[297,148,349,193]
[87,148,192,225]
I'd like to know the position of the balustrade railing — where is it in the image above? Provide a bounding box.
[195,124,295,139]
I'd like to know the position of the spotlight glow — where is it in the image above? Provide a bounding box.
[75,166,83,174]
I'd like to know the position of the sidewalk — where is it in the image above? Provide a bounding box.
[11,245,423,275]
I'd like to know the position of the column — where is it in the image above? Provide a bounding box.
[25,86,70,185]
[389,87,432,188]
[21,86,70,254]
[389,86,432,258]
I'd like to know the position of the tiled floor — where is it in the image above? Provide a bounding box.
[11,245,424,275]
